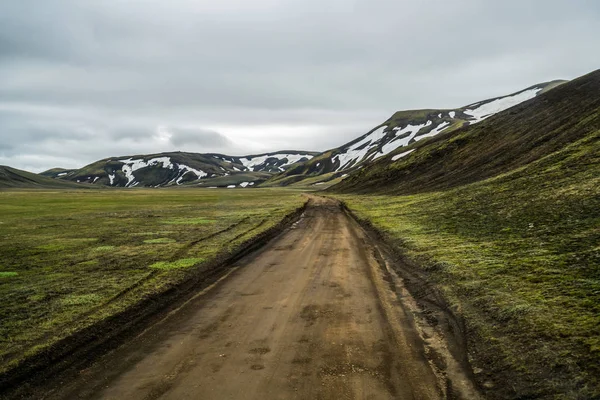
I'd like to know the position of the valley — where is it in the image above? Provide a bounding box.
[2,0,599,397]
[0,70,598,399]
[15,197,479,400]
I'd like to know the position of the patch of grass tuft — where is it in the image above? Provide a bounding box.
[93,245,115,252]
[149,258,204,270]
[143,238,176,244]
[162,217,213,225]
[60,293,102,307]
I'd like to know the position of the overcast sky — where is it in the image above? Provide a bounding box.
[1,0,599,172]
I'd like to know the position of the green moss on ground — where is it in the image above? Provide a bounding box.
[0,188,305,374]
[143,238,177,244]
[149,258,204,270]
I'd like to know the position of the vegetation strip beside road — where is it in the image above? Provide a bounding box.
[331,140,600,399]
[0,188,307,391]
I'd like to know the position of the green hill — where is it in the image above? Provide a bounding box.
[264,80,566,188]
[332,72,597,194]
[330,69,600,398]
[0,166,87,189]
[39,168,76,179]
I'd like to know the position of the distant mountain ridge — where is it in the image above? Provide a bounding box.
[40,151,317,188]
[264,80,566,187]
[33,79,567,190]
[1,166,86,189]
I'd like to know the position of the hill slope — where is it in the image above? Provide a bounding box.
[47,151,317,188]
[333,71,597,194]
[0,166,87,189]
[265,80,566,187]
[39,168,77,178]
[330,69,600,398]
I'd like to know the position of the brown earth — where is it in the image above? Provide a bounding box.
[19,197,480,400]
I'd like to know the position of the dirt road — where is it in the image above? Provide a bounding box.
[45,196,476,400]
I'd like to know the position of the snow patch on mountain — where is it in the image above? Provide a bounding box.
[178,165,208,180]
[117,157,207,187]
[239,153,313,171]
[333,126,387,171]
[464,88,542,124]
[169,164,207,185]
[414,121,451,142]
[391,149,416,161]
[373,121,432,160]
[119,157,174,186]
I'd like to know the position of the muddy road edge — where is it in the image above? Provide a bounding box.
[337,198,483,399]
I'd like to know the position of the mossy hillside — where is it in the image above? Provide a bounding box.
[334,70,600,195]
[0,188,305,374]
[264,107,479,188]
[264,170,348,189]
[192,171,271,187]
[262,151,338,187]
[266,80,564,189]
[333,130,600,398]
[0,166,88,189]
[38,168,75,178]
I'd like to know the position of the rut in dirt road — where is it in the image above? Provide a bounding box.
[43,197,477,400]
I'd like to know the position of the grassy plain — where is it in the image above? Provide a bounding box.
[0,188,305,374]
[333,133,600,397]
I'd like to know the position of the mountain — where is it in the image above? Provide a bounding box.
[0,166,87,189]
[328,69,600,398]
[44,151,317,188]
[264,80,566,187]
[38,168,77,179]
[331,70,598,194]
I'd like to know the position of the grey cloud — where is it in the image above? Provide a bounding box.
[167,127,233,148]
[1,0,599,171]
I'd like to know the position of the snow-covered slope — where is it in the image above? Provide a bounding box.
[237,153,314,172]
[48,151,317,188]
[43,80,565,189]
[265,80,565,187]
[333,70,598,195]
[463,87,543,124]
